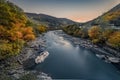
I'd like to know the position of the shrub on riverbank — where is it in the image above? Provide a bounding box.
[34,25,47,34]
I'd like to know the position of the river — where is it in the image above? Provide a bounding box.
[34,30,120,80]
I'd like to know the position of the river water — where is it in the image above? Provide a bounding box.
[35,30,120,80]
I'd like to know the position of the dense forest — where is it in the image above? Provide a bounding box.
[0,0,47,60]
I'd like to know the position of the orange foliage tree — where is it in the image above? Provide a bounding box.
[21,27,35,41]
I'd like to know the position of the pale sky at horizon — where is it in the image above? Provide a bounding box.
[9,0,120,22]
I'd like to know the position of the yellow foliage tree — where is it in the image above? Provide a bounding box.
[107,31,120,48]
[88,26,102,39]
[88,26,102,43]
[102,29,113,41]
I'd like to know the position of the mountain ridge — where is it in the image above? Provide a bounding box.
[83,3,120,29]
[25,12,77,28]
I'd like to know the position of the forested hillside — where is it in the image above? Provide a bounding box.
[84,3,120,28]
[0,0,36,59]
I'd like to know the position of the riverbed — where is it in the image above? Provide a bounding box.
[34,30,120,80]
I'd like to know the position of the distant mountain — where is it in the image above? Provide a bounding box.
[84,3,120,29]
[26,13,77,28]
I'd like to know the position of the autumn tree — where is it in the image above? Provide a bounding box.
[107,31,120,48]
[0,26,5,38]
[36,25,47,34]
[21,27,35,41]
[88,26,102,43]
[102,29,114,41]
[103,10,120,22]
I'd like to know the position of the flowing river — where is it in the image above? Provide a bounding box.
[34,30,120,80]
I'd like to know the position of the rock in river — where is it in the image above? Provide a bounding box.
[108,57,120,63]
[35,51,49,64]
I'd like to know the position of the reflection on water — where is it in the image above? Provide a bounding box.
[35,31,120,80]
[45,31,72,49]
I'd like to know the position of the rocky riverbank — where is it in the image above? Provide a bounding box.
[56,30,120,70]
[0,34,52,80]
[0,30,120,80]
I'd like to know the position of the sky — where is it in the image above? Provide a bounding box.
[9,0,120,22]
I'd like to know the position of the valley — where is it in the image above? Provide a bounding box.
[0,0,120,80]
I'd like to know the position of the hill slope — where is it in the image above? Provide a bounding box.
[84,3,120,29]
[26,13,76,28]
[0,0,35,59]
